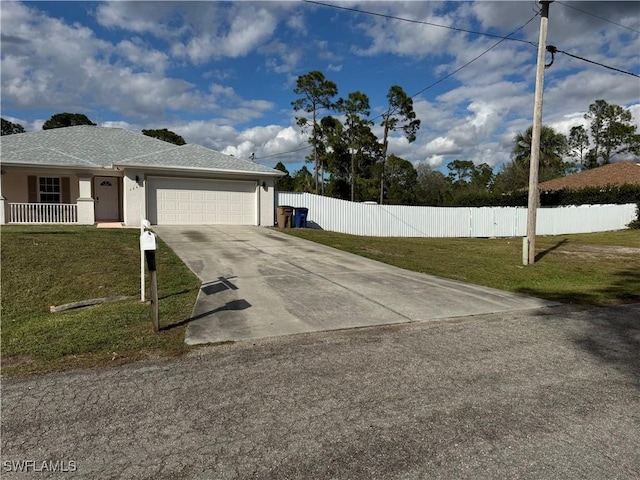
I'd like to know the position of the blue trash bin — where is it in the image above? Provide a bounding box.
[294,208,309,228]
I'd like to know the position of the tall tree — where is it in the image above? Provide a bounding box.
[316,115,350,196]
[379,86,421,204]
[352,123,383,202]
[470,163,494,191]
[142,128,186,145]
[446,160,476,185]
[444,160,495,204]
[291,71,338,194]
[42,113,96,130]
[293,166,314,193]
[335,91,372,201]
[1,118,25,135]
[512,125,569,181]
[492,160,530,193]
[274,161,294,191]
[385,155,418,205]
[415,163,452,206]
[583,99,640,168]
[568,125,589,170]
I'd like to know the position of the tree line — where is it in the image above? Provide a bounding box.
[1,113,186,145]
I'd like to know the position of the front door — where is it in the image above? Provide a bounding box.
[94,177,119,220]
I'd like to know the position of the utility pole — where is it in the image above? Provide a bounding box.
[525,0,552,265]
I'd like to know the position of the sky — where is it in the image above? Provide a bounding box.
[1,0,639,175]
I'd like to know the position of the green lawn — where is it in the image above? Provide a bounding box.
[1,226,201,377]
[283,229,640,305]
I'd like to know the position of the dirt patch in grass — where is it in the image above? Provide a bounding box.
[558,245,640,259]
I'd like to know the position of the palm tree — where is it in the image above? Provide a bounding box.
[512,125,569,181]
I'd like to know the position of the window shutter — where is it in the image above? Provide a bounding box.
[28,176,37,203]
[61,177,70,204]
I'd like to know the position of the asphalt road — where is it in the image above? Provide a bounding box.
[2,303,639,479]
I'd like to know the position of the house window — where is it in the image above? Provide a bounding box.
[39,177,61,203]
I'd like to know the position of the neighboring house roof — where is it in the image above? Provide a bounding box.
[538,161,640,191]
[0,126,283,176]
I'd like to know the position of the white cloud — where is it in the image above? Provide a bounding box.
[286,13,307,35]
[222,125,307,164]
[115,39,169,74]
[101,120,139,131]
[168,121,306,166]
[95,1,182,38]
[259,41,302,74]
[0,2,111,109]
[351,2,456,58]
[424,136,461,156]
[96,2,302,66]
[210,84,236,98]
[544,70,640,118]
[172,8,278,63]
[316,40,343,63]
[425,154,446,168]
[548,112,590,137]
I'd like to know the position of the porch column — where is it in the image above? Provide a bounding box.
[0,170,6,225]
[77,175,95,225]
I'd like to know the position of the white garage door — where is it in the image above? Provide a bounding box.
[148,177,256,225]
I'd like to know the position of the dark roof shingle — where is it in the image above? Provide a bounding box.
[538,161,640,191]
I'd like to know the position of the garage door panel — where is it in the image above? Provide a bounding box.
[149,178,256,225]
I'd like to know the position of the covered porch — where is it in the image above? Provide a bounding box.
[1,168,123,225]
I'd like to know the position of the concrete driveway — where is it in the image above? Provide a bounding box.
[154,226,558,344]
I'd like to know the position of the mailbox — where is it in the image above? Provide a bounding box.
[140,230,157,251]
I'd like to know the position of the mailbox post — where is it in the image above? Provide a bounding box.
[140,225,159,333]
[140,219,152,301]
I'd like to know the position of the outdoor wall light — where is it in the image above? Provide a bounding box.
[135,175,140,185]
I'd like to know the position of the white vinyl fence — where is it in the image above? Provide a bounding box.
[277,192,637,237]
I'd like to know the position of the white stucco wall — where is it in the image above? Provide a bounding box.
[259,178,276,227]
[123,169,146,227]
[1,170,80,203]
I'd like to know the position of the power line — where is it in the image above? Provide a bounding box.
[303,0,538,47]
[365,12,539,125]
[254,143,311,161]
[408,13,539,101]
[556,1,640,35]
[552,47,640,78]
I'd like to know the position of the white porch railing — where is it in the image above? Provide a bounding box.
[8,203,78,224]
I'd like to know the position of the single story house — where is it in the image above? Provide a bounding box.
[0,126,284,226]
[538,160,640,192]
